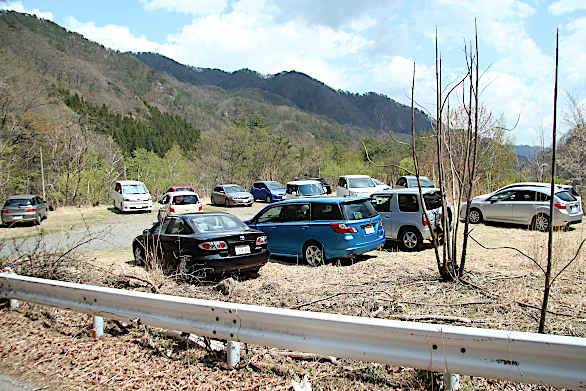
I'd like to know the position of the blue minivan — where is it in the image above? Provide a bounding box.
[244,197,385,266]
[251,181,287,203]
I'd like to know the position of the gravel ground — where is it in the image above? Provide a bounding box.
[0,200,267,257]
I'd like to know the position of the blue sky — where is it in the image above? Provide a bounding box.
[2,0,585,145]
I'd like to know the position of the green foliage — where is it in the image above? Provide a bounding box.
[63,93,200,157]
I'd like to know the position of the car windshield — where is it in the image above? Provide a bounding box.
[299,183,325,196]
[267,181,285,190]
[4,198,32,207]
[172,194,199,205]
[173,187,194,192]
[423,191,442,210]
[348,178,375,188]
[407,177,435,188]
[341,200,378,220]
[372,178,384,186]
[187,214,248,233]
[225,185,245,193]
[122,184,147,194]
[555,191,576,202]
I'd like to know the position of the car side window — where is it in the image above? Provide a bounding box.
[338,178,347,188]
[398,194,419,212]
[311,203,343,220]
[281,204,310,222]
[492,190,516,202]
[152,219,170,236]
[257,206,283,223]
[115,183,121,193]
[165,218,182,235]
[371,195,393,213]
[214,186,223,193]
[161,195,169,204]
[286,184,298,194]
[535,192,550,202]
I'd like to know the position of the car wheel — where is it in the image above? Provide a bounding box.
[532,214,550,232]
[134,245,145,266]
[304,242,325,267]
[266,195,271,203]
[468,208,483,224]
[34,213,41,225]
[398,228,422,251]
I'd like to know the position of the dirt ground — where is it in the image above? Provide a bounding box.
[0,209,584,390]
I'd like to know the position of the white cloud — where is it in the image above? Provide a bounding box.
[0,1,53,20]
[162,5,371,89]
[560,17,586,83]
[64,17,164,53]
[548,0,586,15]
[139,0,228,15]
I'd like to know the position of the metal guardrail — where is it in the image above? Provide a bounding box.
[1,273,585,389]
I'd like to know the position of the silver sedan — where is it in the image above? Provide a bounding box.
[1,195,48,226]
[460,186,582,231]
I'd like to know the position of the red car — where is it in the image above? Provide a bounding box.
[166,185,195,193]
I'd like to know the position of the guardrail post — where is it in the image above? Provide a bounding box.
[9,299,19,310]
[444,373,460,391]
[92,315,104,338]
[226,341,240,368]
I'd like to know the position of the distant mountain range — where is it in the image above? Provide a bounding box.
[134,52,434,135]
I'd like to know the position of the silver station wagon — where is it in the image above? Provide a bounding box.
[370,188,451,251]
[460,185,583,231]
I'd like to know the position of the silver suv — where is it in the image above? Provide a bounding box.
[459,185,583,231]
[370,188,451,251]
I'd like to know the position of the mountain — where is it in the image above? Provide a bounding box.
[514,144,543,160]
[134,52,434,135]
[0,10,387,148]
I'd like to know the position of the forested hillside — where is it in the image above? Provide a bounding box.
[0,11,527,209]
[135,52,434,135]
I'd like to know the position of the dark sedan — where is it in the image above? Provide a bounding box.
[132,213,269,276]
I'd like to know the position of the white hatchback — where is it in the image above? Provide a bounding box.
[157,191,202,221]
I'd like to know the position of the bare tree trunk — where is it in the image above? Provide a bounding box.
[539,29,559,334]
[459,21,480,278]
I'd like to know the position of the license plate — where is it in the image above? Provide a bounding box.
[12,216,23,220]
[365,226,375,234]
[235,245,251,255]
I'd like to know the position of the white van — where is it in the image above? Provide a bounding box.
[112,180,152,213]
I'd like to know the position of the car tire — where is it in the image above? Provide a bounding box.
[468,208,483,224]
[134,245,145,266]
[34,213,41,225]
[398,227,422,251]
[304,241,325,267]
[532,214,550,232]
[266,195,271,203]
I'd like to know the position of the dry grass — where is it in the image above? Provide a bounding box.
[0,221,584,390]
[0,205,134,241]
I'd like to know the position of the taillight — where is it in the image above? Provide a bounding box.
[198,204,202,211]
[422,214,429,226]
[170,206,175,212]
[26,208,37,212]
[256,235,268,245]
[554,202,566,210]
[198,241,227,250]
[330,223,358,234]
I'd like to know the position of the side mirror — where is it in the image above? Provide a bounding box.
[143,229,149,235]
[490,199,497,204]
[158,199,164,204]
